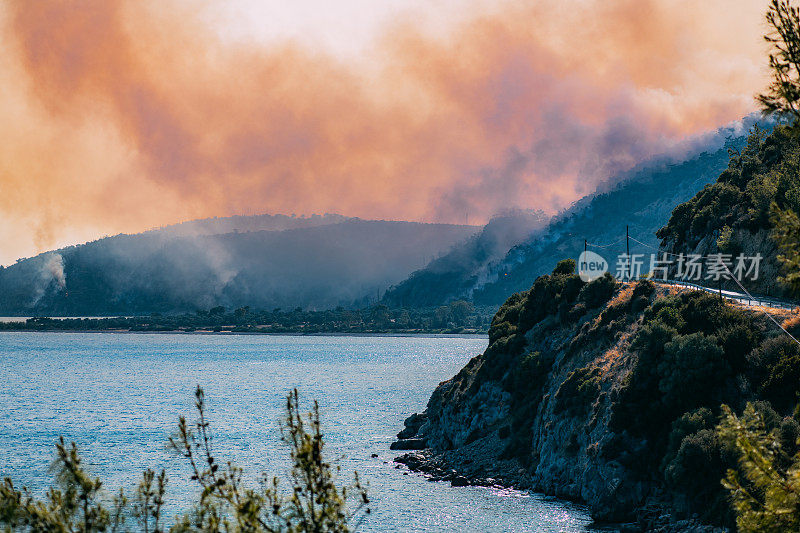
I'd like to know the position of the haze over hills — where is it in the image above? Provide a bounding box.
[385,117,768,308]
[382,209,549,308]
[0,218,478,315]
[4,118,767,318]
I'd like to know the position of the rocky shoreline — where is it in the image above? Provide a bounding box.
[391,414,727,533]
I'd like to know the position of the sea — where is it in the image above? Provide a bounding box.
[0,332,594,532]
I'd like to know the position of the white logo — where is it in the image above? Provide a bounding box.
[578,251,608,282]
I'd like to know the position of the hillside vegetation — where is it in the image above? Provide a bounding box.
[382,210,547,308]
[386,119,763,309]
[144,213,349,238]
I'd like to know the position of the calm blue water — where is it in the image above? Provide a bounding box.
[0,332,593,532]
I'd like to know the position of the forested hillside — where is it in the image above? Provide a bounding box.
[396,262,800,529]
[144,212,349,237]
[0,219,478,315]
[396,113,800,525]
[395,109,800,529]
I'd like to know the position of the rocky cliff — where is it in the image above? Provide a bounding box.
[393,260,800,531]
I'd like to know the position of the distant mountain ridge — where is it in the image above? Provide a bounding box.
[0,217,478,315]
[145,213,350,237]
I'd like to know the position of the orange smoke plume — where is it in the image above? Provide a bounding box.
[0,0,767,264]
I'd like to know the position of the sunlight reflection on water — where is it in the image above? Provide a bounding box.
[0,332,595,532]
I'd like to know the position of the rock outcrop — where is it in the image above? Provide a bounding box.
[394,292,650,522]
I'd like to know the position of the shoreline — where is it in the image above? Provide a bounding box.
[0,329,488,338]
[392,448,723,533]
[392,450,602,529]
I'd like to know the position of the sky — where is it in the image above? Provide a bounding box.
[0,0,771,266]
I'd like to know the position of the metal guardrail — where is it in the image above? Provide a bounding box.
[649,278,798,310]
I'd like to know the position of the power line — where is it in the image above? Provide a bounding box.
[717,253,800,346]
[627,235,675,255]
[585,237,624,249]
[626,225,630,280]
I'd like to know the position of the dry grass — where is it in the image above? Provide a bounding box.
[661,286,685,297]
[607,283,635,308]
[597,333,631,373]
[727,300,795,318]
[588,283,634,331]
[781,309,800,330]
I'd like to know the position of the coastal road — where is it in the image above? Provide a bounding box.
[651,278,797,310]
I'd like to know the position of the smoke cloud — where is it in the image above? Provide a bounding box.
[0,0,767,264]
[28,252,66,305]
[44,253,66,290]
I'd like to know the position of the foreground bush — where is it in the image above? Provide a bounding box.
[0,388,369,532]
[718,402,800,533]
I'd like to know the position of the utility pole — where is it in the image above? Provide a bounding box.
[626,225,630,280]
[583,239,587,277]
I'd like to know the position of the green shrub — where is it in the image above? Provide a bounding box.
[680,292,729,336]
[663,428,731,522]
[655,306,686,330]
[567,302,588,322]
[0,388,368,533]
[491,292,524,325]
[510,351,550,395]
[718,402,800,533]
[658,333,729,410]
[552,259,576,276]
[630,295,649,314]
[664,429,720,491]
[579,273,617,309]
[772,205,800,294]
[512,264,586,332]
[632,279,655,299]
[487,320,516,344]
[554,366,601,415]
[631,320,678,360]
[778,417,800,470]
[760,337,800,410]
[717,322,759,372]
[717,225,734,252]
[644,294,682,320]
[662,407,716,472]
[749,335,797,371]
